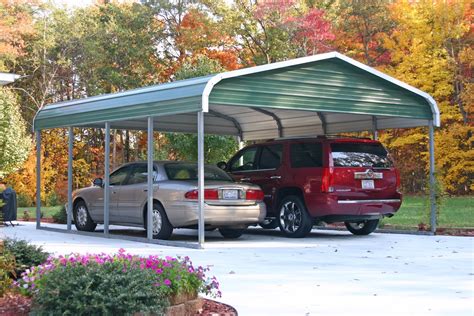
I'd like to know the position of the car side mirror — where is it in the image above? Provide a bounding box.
[93,178,103,187]
[217,161,227,170]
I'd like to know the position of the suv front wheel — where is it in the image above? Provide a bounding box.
[345,219,379,235]
[278,196,313,238]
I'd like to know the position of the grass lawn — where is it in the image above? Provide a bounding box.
[380,195,474,229]
[17,206,62,220]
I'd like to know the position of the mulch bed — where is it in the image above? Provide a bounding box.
[0,293,237,316]
[0,293,31,316]
[197,299,237,315]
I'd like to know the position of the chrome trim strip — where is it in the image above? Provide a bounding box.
[337,199,401,204]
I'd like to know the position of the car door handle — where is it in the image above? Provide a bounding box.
[241,177,251,181]
[270,176,281,179]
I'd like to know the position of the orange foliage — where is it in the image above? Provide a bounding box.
[0,0,36,68]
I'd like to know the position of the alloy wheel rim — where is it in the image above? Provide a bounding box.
[77,206,88,226]
[279,201,302,233]
[152,208,162,235]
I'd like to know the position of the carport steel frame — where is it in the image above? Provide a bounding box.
[33,52,440,248]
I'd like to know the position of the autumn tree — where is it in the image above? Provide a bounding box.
[0,0,37,71]
[207,0,334,65]
[381,0,473,194]
[333,0,395,66]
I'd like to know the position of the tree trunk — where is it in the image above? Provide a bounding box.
[112,129,117,169]
[125,130,130,163]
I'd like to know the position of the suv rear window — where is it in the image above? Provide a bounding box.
[331,143,392,168]
[290,142,323,168]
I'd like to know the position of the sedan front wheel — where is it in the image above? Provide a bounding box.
[73,200,97,232]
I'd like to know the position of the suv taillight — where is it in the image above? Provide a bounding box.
[246,189,264,201]
[321,167,334,193]
[184,189,219,200]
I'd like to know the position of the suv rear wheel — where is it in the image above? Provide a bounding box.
[278,196,313,238]
[345,219,379,235]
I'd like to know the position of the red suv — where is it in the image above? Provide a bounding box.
[222,136,402,238]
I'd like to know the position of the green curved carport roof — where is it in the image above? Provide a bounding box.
[34,52,439,141]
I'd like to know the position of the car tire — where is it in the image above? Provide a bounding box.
[278,195,313,238]
[144,203,173,240]
[219,228,244,239]
[73,200,97,232]
[259,218,278,229]
[344,219,379,235]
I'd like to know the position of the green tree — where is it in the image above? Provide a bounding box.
[0,88,30,178]
[163,55,238,163]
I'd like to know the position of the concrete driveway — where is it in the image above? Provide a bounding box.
[1,222,473,316]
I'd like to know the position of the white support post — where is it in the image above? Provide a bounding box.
[67,127,73,231]
[147,117,154,240]
[428,121,437,234]
[104,122,110,236]
[237,136,244,150]
[35,131,41,229]
[372,116,378,140]
[197,111,205,247]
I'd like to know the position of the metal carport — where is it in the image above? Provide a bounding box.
[33,51,440,248]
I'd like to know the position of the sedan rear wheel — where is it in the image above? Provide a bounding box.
[144,203,173,240]
[345,219,379,235]
[278,195,313,238]
[73,200,97,232]
[219,228,244,239]
[259,218,278,229]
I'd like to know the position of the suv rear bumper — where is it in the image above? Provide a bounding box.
[337,199,401,204]
[306,194,402,218]
[317,214,385,224]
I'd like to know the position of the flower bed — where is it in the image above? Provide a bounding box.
[14,249,221,315]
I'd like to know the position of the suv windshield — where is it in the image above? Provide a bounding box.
[331,143,393,168]
[165,163,233,182]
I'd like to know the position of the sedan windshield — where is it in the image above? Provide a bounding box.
[165,163,233,182]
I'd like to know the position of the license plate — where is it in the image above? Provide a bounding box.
[361,180,375,189]
[222,189,239,200]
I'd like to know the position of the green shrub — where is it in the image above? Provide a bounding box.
[0,250,16,297]
[45,191,62,207]
[18,250,221,315]
[17,193,33,207]
[31,261,169,315]
[52,205,67,224]
[3,238,49,277]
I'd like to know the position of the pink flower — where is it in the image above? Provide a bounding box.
[164,279,171,286]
